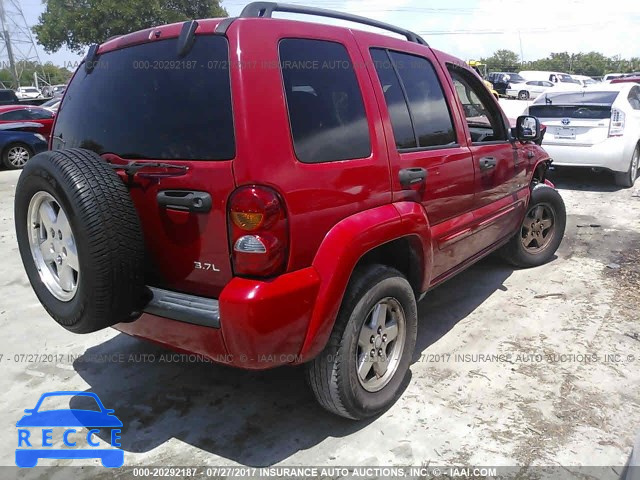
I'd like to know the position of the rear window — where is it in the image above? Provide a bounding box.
[507,74,526,83]
[0,91,15,100]
[53,35,235,160]
[529,105,611,119]
[533,91,619,106]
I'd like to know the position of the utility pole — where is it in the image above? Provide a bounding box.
[0,0,18,88]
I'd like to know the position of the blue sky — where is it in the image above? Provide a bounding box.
[16,0,640,68]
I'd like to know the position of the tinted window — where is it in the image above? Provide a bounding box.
[370,49,416,149]
[279,39,371,163]
[533,91,620,105]
[628,86,640,110]
[0,91,15,101]
[53,36,235,160]
[529,104,611,119]
[508,74,526,83]
[29,108,54,120]
[448,65,507,143]
[388,51,456,148]
[0,110,30,121]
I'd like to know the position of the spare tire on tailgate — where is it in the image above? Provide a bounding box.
[14,148,146,333]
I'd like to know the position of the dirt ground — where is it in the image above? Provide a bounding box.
[0,159,638,476]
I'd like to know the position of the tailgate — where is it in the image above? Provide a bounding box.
[51,34,236,298]
[530,104,611,146]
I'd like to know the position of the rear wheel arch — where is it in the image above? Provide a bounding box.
[299,204,432,361]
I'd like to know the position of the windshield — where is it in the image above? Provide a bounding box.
[54,35,235,160]
[533,91,619,105]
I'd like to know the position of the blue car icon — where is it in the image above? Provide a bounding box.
[16,391,123,468]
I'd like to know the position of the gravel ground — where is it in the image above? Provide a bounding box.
[0,160,638,477]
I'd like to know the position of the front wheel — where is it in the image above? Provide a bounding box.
[305,264,417,419]
[518,90,530,100]
[499,184,566,268]
[614,145,639,188]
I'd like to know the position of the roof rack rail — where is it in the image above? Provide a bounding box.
[238,2,428,46]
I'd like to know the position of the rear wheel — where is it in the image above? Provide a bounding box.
[305,264,417,419]
[499,184,566,268]
[3,143,32,169]
[518,90,530,100]
[15,148,146,333]
[614,145,639,188]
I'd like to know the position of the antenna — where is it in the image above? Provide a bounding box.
[0,0,47,89]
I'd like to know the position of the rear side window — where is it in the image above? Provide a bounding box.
[0,110,30,121]
[0,91,15,101]
[628,86,640,110]
[279,38,371,164]
[53,36,235,160]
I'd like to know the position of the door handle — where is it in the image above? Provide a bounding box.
[479,157,497,171]
[157,190,212,213]
[399,167,427,188]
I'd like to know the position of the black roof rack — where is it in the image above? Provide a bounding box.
[238,2,428,46]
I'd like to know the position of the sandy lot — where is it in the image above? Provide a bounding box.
[0,156,639,476]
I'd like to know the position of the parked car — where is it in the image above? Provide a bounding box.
[527,83,640,187]
[520,70,580,86]
[40,97,61,112]
[611,76,640,85]
[603,73,627,82]
[41,84,67,97]
[506,80,555,100]
[15,87,43,99]
[571,75,598,87]
[487,72,526,95]
[0,89,20,106]
[14,2,566,419]
[0,106,55,139]
[0,123,48,169]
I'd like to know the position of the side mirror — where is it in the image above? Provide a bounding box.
[514,115,541,142]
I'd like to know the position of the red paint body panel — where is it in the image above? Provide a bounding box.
[0,105,54,138]
[66,16,556,370]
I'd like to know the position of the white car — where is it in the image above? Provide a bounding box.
[40,97,61,112]
[571,75,598,87]
[15,87,43,99]
[506,80,555,100]
[527,83,640,187]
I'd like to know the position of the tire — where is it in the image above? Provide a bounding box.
[2,142,33,169]
[614,145,639,188]
[499,184,566,268]
[14,148,146,333]
[518,90,530,100]
[305,264,417,419]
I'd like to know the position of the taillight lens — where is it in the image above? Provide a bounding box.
[609,108,625,137]
[228,186,288,277]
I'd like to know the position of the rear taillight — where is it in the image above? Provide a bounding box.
[228,186,288,277]
[609,108,625,137]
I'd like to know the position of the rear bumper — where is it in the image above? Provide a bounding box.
[114,267,321,370]
[542,137,629,172]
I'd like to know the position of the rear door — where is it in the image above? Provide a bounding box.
[354,35,478,280]
[52,34,236,298]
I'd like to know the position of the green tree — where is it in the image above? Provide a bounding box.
[34,0,228,54]
[480,49,520,72]
[0,60,72,88]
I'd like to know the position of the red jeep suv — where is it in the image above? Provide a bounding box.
[14,2,565,419]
